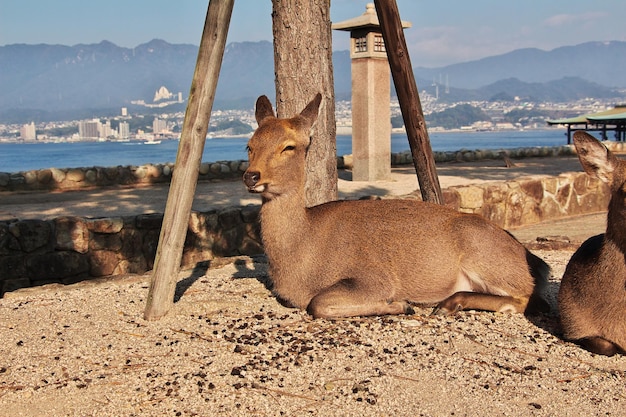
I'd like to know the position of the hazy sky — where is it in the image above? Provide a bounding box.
[1,0,625,68]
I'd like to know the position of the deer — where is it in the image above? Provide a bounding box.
[558,131,626,356]
[243,93,550,319]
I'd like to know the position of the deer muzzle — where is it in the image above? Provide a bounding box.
[243,171,264,193]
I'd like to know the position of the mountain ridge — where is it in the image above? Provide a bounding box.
[0,39,624,122]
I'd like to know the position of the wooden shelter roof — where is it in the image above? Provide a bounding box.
[547,106,626,125]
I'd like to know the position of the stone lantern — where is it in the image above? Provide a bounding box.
[333,3,411,181]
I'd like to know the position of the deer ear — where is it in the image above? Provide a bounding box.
[573,131,618,184]
[299,93,322,127]
[255,95,275,125]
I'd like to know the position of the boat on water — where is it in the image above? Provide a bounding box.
[143,139,162,145]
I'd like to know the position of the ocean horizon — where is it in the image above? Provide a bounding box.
[0,129,574,173]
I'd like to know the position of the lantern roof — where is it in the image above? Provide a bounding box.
[333,3,411,31]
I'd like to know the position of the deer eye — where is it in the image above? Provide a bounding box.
[281,145,296,153]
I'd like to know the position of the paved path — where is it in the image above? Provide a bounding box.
[0,155,606,244]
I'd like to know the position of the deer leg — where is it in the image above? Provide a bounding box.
[431,291,528,315]
[306,279,413,319]
[578,336,622,357]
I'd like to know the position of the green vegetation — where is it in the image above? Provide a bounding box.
[209,119,253,135]
[42,126,78,137]
[503,108,550,124]
[427,104,491,129]
[392,104,491,130]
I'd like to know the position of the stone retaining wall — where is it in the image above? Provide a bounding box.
[0,169,610,295]
[0,206,263,295]
[0,144,592,192]
[5,142,626,193]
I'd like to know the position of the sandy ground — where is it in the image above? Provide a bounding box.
[1,154,623,416]
[1,249,624,417]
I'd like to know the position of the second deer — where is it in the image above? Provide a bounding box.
[558,131,626,356]
[244,93,550,319]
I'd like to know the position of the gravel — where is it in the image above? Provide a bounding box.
[1,250,624,416]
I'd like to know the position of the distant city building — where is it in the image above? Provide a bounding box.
[121,107,128,117]
[79,119,101,139]
[153,118,167,134]
[101,120,113,138]
[119,121,130,139]
[154,86,173,102]
[20,122,36,141]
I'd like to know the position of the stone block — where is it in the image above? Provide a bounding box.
[89,232,122,251]
[218,207,243,229]
[2,278,31,295]
[199,162,210,175]
[66,169,85,182]
[23,170,38,185]
[520,179,544,203]
[240,206,260,223]
[25,251,89,280]
[0,254,27,280]
[55,217,89,253]
[0,224,20,254]
[0,172,9,187]
[50,168,66,183]
[9,220,51,252]
[89,250,119,276]
[85,169,97,183]
[136,213,163,229]
[37,169,53,184]
[457,186,484,210]
[86,217,124,234]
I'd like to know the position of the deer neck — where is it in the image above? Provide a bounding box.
[606,197,626,252]
[259,186,311,257]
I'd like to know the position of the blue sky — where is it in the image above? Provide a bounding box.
[1,0,625,67]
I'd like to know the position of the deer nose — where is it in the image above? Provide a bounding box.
[243,171,260,188]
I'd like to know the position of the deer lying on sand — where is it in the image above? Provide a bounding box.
[243,93,549,319]
[558,131,626,356]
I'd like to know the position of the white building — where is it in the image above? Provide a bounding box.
[119,121,130,139]
[153,118,167,134]
[101,120,113,138]
[79,119,101,139]
[20,122,37,141]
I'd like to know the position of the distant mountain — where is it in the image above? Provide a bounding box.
[414,41,626,89]
[0,39,199,111]
[0,39,624,123]
[421,76,620,104]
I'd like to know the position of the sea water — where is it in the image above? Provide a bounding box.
[0,129,571,173]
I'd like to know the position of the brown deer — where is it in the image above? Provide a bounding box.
[558,131,626,356]
[243,93,549,319]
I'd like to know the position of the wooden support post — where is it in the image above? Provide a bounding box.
[373,0,443,204]
[144,0,234,321]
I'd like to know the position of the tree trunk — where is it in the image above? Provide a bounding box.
[271,0,337,206]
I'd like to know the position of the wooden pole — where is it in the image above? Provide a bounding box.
[373,0,443,204]
[144,0,234,321]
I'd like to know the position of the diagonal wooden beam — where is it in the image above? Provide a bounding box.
[374,0,443,204]
[144,0,235,321]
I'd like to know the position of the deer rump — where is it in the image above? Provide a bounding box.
[262,196,548,318]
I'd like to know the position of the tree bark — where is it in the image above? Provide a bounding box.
[271,0,337,206]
